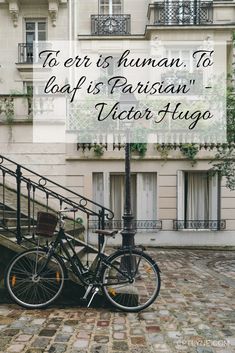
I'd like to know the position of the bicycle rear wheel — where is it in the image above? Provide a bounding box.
[102,249,161,312]
[5,249,65,309]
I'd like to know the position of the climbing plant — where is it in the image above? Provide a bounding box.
[180,144,199,166]
[131,143,147,157]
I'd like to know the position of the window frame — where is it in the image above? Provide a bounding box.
[92,171,158,223]
[99,0,123,15]
[177,170,221,230]
[25,19,47,43]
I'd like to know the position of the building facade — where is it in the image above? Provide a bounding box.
[0,0,235,246]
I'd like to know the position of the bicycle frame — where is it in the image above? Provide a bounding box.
[39,228,137,290]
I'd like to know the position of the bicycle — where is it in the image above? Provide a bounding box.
[5,208,161,312]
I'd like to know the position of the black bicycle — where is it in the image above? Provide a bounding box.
[5,208,161,312]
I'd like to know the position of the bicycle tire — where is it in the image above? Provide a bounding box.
[101,248,161,312]
[5,249,65,309]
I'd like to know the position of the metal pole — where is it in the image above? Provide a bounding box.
[121,130,136,248]
[16,165,22,244]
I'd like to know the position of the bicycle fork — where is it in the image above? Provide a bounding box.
[82,284,100,307]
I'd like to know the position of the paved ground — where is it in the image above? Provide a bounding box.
[0,249,234,353]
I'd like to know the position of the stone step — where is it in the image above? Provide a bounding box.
[0,225,35,238]
[0,210,17,218]
[0,218,31,228]
[0,203,12,211]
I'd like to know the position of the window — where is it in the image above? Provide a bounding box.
[99,0,122,15]
[25,20,46,62]
[110,174,137,220]
[93,172,157,222]
[177,171,220,229]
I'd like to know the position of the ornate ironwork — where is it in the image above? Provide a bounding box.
[174,220,226,230]
[154,1,213,25]
[0,154,114,243]
[91,14,131,35]
[18,43,34,63]
[89,219,162,231]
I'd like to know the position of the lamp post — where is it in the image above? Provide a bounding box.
[119,93,138,249]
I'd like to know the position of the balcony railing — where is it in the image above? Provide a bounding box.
[18,43,34,63]
[18,43,49,64]
[91,14,131,35]
[154,1,213,25]
[174,220,226,230]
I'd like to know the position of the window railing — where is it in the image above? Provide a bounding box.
[17,43,49,64]
[91,14,131,35]
[174,220,226,230]
[89,219,162,231]
[154,1,213,25]
[18,43,34,63]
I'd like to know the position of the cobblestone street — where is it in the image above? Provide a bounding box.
[0,249,234,353]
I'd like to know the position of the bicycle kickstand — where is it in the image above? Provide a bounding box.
[87,287,99,308]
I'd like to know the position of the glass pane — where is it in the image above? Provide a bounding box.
[26,84,33,95]
[38,31,46,41]
[38,22,46,31]
[113,0,122,13]
[26,33,35,44]
[26,22,35,31]
[100,5,109,14]
[113,6,121,14]
[186,172,209,221]
[100,0,111,14]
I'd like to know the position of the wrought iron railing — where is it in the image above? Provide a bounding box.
[18,43,34,63]
[91,14,131,35]
[89,219,162,231]
[154,1,213,25]
[17,43,48,63]
[0,155,114,243]
[174,220,226,230]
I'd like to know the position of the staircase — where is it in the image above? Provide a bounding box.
[0,155,114,285]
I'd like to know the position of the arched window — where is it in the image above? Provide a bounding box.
[99,0,122,15]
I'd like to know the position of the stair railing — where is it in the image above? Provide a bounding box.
[0,155,114,244]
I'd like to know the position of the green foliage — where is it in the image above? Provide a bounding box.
[210,36,235,190]
[131,143,147,157]
[156,144,171,161]
[210,147,235,190]
[227,87,235,143]
[93,144,104,157]
[180,144,199,166]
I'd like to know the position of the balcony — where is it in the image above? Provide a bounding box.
[174,220,226,230]
[91,14,131,36]
[152,0,213,25]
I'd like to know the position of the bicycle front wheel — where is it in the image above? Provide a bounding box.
[102,249,161,312]
[5,249,65,309]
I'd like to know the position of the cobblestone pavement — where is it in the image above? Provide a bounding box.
[0,249,234,353]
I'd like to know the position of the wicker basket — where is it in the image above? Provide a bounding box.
[36,212,58,237]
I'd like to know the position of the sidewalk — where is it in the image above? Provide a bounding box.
[0,249,234,353]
